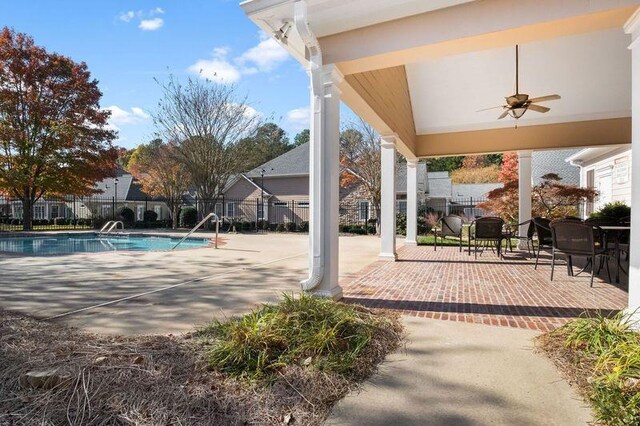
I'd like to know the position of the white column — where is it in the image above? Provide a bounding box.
[379,135,397,260]
[518,150,533,250]
[302,64,343,299]
[625,9,640,315]
[405,158,419,246]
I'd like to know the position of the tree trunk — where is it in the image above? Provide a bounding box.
[172,205,178,229]
[374,205,381,235]
[22,193,33,231]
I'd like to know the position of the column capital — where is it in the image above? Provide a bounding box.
[322,64,344,86]
[380,134,398,148]
[406,158,419,168]
[517,150,533,159]
[625,7,640,48]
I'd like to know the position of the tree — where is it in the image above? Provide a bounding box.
[427,156,463,172]
[451,154,500,183]
[340,119,381,232]
[532,173,597,219]
[294,129,309,146]
[152,75,260,217]
[499,152,518,184]
[237,122,292,171]
[0,27,117,230]
[128,139,189,229]
[116,147,135,171]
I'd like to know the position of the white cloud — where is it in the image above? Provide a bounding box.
[187,48,241,83]
[139,18,164,31]
[286,107,310,131]
[188,32,289,84]
[118,8,165,31]
[119,11,135,22]
[105,105,151,130]
[237,35,289,72]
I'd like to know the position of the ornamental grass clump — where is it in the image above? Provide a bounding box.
[538,311,640,426]
[196,293,403,382]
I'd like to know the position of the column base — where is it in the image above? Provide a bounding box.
[405,239,418,246]
[378,252,398,261]
[309,285,343,301]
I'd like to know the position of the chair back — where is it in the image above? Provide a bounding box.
[474,216,504,239]
[532,217,552,244]
[619,216,631,226]
[526,220,536,238]
[550,220,596,256]
[440,215,464,237]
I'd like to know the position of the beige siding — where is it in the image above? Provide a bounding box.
[262,176,309,199]
[582,149,632,211]
[224,178,262,200]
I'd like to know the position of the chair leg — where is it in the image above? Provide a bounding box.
[605,255,612,283]
[566,256,573,276]
[550,248,556,281]
[535,244,542,270]
[434,234,437,251]
[459,237,462,253]
[590,257,595,287]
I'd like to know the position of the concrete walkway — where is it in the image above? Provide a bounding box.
[328,316,592,425]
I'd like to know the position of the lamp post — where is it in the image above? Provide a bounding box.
[260,168,273,231]
[114,178,119,219]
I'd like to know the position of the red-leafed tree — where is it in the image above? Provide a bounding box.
[0,27,117,230]
[478,152,519,222]
[499,152,519,184]
[128,139,190,229]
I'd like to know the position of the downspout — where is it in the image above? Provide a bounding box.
[295,0,324,291]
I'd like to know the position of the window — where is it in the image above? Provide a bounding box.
[357,200,370,221]
[226,202,235,218]
[101,205,111,218]
[273,201,287,207]
[154,205,162,220]
[297,201,309,208]
[257,202,268,221]
[214,203,223,217]
[136,206,144,221]
[33,205,45,219]
[50,205,59,219]
[396,200,407,215]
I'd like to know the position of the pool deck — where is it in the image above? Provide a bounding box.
[0,232,388,334]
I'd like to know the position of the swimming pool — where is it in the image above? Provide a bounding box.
[0,233,211,255]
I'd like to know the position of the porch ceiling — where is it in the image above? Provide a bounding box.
[242,0,640,157]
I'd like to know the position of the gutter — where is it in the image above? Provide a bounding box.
[294,0,324,292]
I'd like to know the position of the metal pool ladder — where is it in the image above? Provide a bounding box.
[98,221,125,236]
[172,213,220,250]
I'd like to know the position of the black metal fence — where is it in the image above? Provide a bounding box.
[0,194,488,233]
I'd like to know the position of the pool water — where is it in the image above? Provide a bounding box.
[0,233,211,255]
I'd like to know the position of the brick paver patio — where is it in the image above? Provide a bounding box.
[342,245,628,332]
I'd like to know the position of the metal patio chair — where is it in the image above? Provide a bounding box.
[549,220,611,287]
[432,214,464,252]
[514,219,535,255]
[468,216,505,259]
[532,217,553,269]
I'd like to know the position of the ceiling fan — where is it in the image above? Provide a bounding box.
[479,45,561,120]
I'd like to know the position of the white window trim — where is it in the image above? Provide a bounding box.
[357,200,370,221]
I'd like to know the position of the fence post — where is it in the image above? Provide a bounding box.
[112,196,115,220]
[256,198,259,232]
[73,195,77,229]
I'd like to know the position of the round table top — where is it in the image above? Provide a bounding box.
[599,225,631,230]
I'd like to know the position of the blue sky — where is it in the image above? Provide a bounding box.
[3,0,353,148]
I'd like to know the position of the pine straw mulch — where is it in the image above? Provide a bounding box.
[0,308,403,426]
[535,330,597,414]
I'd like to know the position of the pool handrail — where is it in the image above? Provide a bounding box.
[172,212,220,250]
[102,221,124,236]
[99,221,115,234]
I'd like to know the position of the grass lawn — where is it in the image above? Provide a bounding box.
[537,312,640,425]
[0,294,403,425]
[418,234,520,248]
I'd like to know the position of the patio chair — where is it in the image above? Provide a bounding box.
[514,219,535,255]
[549,220,611,287]
[432,214,464,252]
[532,217,552,269]
[468,216,505,259]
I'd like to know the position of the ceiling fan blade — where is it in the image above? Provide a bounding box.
[528,94,561,103]
[498,109,510,119]
[477,105,506,112]
[528,104,550,113]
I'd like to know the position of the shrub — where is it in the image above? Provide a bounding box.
[284,221,297,232]
[143,210,158,222]
[53,217,66,226]
[298,221,309,232]
[396,212,406,236]
[268,223,278,232]
[179,207,197,228]
[117,207,135,226]
[196,293,403,381]
[276,223,286,232]
[93,217,106,229]
[590,202,631,222]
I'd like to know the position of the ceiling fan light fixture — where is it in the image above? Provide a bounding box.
[509,107,527,119]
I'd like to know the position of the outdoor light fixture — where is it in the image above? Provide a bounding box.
[509,107,527,119]
[274,21,292,44]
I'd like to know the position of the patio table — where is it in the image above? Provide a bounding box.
[600,225,631,283]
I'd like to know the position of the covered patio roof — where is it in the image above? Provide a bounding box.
[242,0,638,157]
